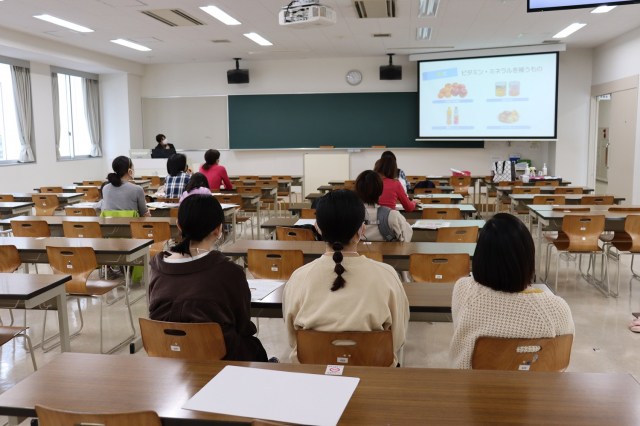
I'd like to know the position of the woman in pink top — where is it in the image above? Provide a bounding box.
[199,149,233,190]
[374,156,417,212]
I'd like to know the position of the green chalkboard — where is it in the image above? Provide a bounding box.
[229,92,425,149]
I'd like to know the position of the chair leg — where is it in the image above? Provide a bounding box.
[100,285,136,354]
[554,252,560,294]
[632,254,640,280]
[41,297,84,353]
[20,332,37,371]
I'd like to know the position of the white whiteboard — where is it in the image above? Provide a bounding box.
[142,96,229,150]
[303,153,350,197]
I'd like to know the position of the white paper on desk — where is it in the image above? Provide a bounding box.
[183,366,359,426]
[412,220,451,229]
[427,175,443,178]
[219,203,238,209]
[248,279,285,301]
[415,194,433,199]
[294,219,316,226]
[147,202,178,209]
[72,202,96,208]
[531,283,553,294]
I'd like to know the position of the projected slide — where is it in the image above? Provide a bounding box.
[529,0,638,12]
[418,52,558,139]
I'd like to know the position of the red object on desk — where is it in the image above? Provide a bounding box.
[452,170,471,176]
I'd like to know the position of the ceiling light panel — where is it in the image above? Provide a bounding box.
[111,39,152,51]
[34,15,94,32]
[417,28,433,40]
[244,33,273,46]
[418,0,440,17]
[592,5,616,13]
[200,6,241,25]
[553,23,586,39]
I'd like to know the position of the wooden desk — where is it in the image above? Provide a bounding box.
[230,175,303,186]
[0,202,34,219]
[35,180,151,193]
[2,193,84,207]
[74,178,164,186]
[412,194,463,203]
[288,203,477,220]
[510,194,625,212]
[483,178,572,216]
[224,240,475,271]
[3,353,640,426]
[0,273,71,352]
[260,218,485,242]
[212,193,262,240]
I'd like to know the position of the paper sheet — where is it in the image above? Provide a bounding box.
[147,202,178,209]
[219,203,238,209]
[294,219,316,226]
[412,220,451,229]
[183,365,360,426]
[531,283,553,293]
[71,202,97,208]
[248,279,285,301]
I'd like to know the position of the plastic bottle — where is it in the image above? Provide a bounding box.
[447,107,452,125]
[542,163,547,176]
[454,107,459,125]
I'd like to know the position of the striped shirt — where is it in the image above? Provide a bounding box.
[165,172,190,199]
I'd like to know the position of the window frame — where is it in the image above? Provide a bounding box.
[0,55,31,166]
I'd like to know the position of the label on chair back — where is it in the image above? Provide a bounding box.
[171,345,180,351]
[78,234,83,238]
[271,266,278,271]
[337,357,349,364]
[325,365,344,375]
[148,233,153,237]
[435,275,443,279]
[518,365,530,371]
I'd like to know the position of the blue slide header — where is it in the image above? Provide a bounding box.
[423,68,458,81]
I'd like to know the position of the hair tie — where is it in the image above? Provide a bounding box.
[332,242,343,252]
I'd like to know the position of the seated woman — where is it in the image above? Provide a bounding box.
[381,151,410,192]
[450,213,575,369]
[199,149,233,190]
[98,156,150,217]
[164,154,191,199]
[374,156,417,212]
[283,189,409,366]
[149,194,269,362]
[179,172,211,204]
[354,170,413,242]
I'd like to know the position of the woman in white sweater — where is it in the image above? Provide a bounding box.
[354,170,413,242]
[283,189,410,366]
[450,213,575,369]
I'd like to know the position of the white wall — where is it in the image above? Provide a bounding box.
[0,62,103,193]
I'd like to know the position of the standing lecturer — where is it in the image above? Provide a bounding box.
[151,134,176,159]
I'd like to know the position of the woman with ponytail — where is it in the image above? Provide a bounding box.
[282,189,409,366]
[99,156,150,217]
[149,195,270,362]
[199,149,233,190]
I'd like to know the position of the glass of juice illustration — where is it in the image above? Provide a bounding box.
[495,82,507,97]
[447,107,452,125]
[509,81,520,96]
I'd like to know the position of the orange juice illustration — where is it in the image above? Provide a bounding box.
[495,82,507,97]
[447,107,452,125]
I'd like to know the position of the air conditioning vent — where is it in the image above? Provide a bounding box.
[542,40,561,44]
[140,9,206,27]
[212,39,231,43]
[373,33,391,37]
[354,0,396,18]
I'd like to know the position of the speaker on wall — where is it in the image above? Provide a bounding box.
[228,58,249,84]
[380,54,402,81]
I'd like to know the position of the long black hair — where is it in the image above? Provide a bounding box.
[315,189,365,291]
[167,153,187,176]
[184,172,210,192]
[107,156,132,188]
[202,149,220,171]
[172,194,224,256]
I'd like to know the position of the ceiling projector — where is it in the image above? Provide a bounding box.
[279,0,337,28]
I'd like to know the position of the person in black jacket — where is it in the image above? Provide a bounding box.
[151,134,176,158]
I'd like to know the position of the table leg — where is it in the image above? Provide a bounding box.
[56,286,71,352]
[232,210,237,243]
[257,200,262,240]
[485,183,490,218]
[143,251,150,310]
[536,218,544,281]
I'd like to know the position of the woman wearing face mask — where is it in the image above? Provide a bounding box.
[151,134,176,159]
[148,194,270,362]
[282,189,410,366]
[98,156,150,217]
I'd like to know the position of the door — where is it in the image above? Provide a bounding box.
[607,88,638,206]
[595,96,610,193]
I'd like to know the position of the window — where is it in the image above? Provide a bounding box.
[57,73,94,158]
[0,64,23,162]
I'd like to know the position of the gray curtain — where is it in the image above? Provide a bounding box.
[83,78,102,157]
[10,66,35,162]
[51,73,60,160]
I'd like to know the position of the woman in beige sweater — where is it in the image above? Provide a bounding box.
[283,189,410,366]
[450,213,575,369]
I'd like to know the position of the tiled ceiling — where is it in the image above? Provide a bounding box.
[0,0,639,64]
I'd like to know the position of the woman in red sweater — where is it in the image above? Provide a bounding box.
[374,156,417,212]
[199,149,233,190]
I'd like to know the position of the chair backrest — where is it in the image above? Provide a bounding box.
[414,188,442,194]
[409,253,470,282]
[581,195,615,205]
[214,194,243,206]
[76,186,101,202]
[65,207,97,217]
[130,222,172,243]
[40,187,63,193]
[300,209,316,219]
[35,405,162,426]
[46,246,97,294]
[141,176,162,186]
[560,215,606,251]
[0,245,21,273]
[450,176,471,188]
[82,180,104,186]
[62,221,103,238]
[239,175,260,180]
[11,220,51,238]
[31,194,60,216]
[0,194,15,202]
[253,180,278,187]
[406,176,426,182]
[422,208,461,220]
[552,207,590,212]
[297,330,394,367]
[235,186,262,194]
[436,226,479,243]
[555,187,584,194]
[609,207,640,212]
[155,198,179,203]
[420,197,452,204]
[170,208,179,218]
[276,227,315,241]
[344,180,356,186]
[139,318,226,360]
[361,251,383,262]
[534,180,560,186]
[513,187,541,194]
[533,195,565,205]
[471,335,573,372]
[247,249,304,280]
[271,175,292,180]
[497,181,519,187]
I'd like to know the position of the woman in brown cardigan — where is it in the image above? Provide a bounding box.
[148,194,268,362]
